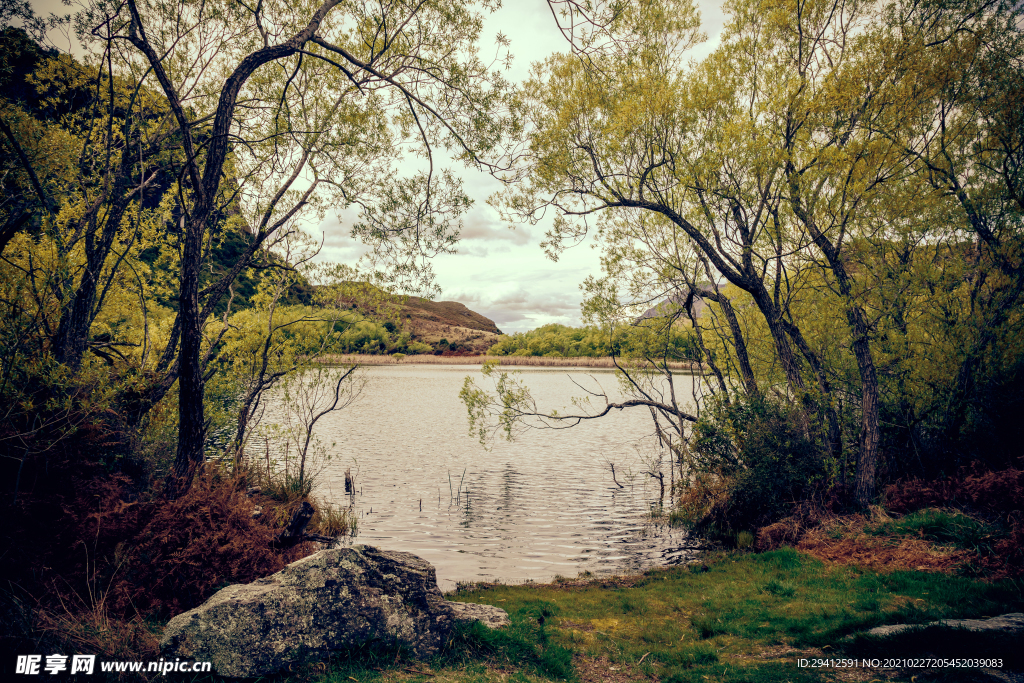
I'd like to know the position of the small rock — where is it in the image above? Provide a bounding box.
[447,601,511,629]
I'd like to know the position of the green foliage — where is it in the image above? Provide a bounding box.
[497,0,1024,511]
[690,397,825,532]
[487,322,698,360]
[866,509,1000,554]
[406,341,434,354]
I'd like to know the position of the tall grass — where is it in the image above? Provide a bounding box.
[320,353,701,370]
[865,508,999,553]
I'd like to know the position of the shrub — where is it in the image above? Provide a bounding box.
[61,471,315,618]
[687,397,825,534]
[885,467,1023,518]
[883,467,1024,575]
[405,341,432,354]
[865,508,996,552]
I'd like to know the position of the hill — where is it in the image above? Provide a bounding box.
[329,282,502,354]
[399,297,502,355]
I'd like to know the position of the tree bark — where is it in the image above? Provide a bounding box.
[785,170,881,506]
[125,0,343,495]
[52,187,133,370]
[701,288,760,399]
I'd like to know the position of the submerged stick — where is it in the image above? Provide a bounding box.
[610,463,625,488]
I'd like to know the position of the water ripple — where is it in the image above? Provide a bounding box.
[295,364,699,591]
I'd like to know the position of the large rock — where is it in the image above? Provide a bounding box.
[160,545,508,678]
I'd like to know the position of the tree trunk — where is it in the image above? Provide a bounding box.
[169,212,208,494]
[785,169,881,506]
[702,288,760,398]
[52,179,134,370]
[850,326,881,506]
[782,318,844,464]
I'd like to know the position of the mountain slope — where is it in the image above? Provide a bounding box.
[402,297,501,335]
[399,297,501,354]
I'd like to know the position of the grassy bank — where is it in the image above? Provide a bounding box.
[320,354,701,370]
[273,548,1022,683]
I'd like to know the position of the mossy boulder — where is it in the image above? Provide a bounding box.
[160,545,507,677]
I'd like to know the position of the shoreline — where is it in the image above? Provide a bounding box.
[319,353,702,371]
[274,544,1024,683]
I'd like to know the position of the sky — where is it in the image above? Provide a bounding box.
[28,0,728,334]
[315,0,728,333]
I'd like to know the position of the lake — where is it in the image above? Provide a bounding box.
[300,364,700,591]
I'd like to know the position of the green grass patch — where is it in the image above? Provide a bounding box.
[866,508,1002,553]
[439,615,575,680]
[280,550,1023,683]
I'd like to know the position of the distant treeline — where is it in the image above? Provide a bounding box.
[330,312,433,355]
[486,323,699,360]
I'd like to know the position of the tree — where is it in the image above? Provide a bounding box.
[496,0,1022,506]
[882,0,1024,457]
[65,0,520,492]
[215,233,333,468]
[0,21,179,373]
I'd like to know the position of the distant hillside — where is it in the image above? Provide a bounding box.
[638,283,718,322]
[402,297,501,335]
[329,282,502,354]
[399,297,502,354]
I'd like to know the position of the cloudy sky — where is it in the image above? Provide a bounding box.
[32,0,727,333]
[311,1,730,333]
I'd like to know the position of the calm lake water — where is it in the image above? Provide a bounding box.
[301,364,700,591]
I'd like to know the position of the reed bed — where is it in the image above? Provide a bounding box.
[319,353,701,371]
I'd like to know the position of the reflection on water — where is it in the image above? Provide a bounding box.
[305,364,701,591]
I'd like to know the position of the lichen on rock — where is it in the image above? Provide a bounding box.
[160,545,508,678]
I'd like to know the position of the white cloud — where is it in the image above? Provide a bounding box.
[307,0,732,334]
[458,211,532,246]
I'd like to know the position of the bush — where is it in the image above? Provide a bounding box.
[883,467,1024,575]
[688,397,825,534]
[865,508,996,552]
[884,467,1024,518]
[99,472,314,617]
[406,341,432,354]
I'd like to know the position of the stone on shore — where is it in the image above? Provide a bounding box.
[447,600,511,629]
[864,613,1024,638]
[160,545,508,678]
